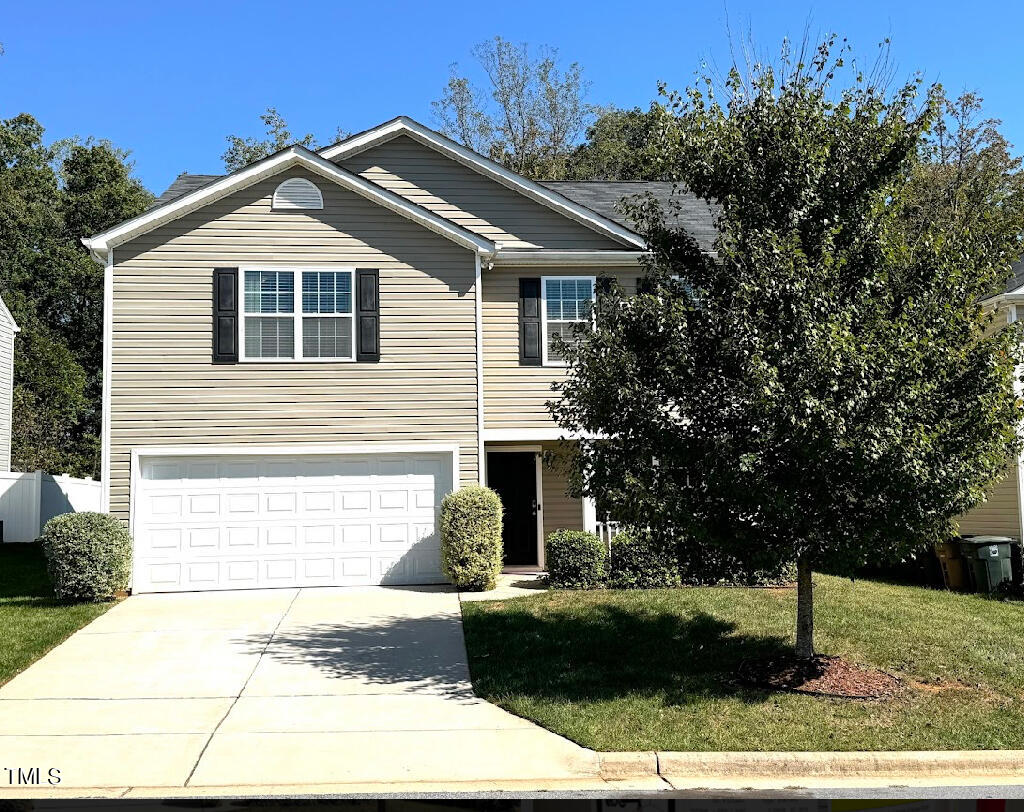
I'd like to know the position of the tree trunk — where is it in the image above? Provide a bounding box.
[795,553,815,660]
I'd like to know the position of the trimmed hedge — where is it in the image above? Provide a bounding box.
[608,530,681,589]
[440,485,503,591]
[545,529,606,589]
[41,512,132,602]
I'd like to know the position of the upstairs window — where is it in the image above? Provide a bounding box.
[541,276,595,366]
[272,178,323,210]
[241,268,355,361]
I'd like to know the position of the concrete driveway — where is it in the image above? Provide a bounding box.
[0,586,600,792]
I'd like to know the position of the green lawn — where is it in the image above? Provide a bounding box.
[461,575,1024,751]
[0,543,113,685]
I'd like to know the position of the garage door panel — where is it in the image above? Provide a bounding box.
[133,451,452,592]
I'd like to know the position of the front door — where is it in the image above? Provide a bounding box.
[486,452,538,566]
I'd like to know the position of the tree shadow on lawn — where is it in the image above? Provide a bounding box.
[462,603,792,706]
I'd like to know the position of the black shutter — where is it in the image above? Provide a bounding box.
[637,276,655,295]
[519,277,542,366]
[212,268,238,363]
[356,269,380,362]
[596,275,614,296]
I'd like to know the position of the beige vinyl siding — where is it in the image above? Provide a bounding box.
[482,265,643,430]
[0,323,14,471]
[541,441,584,537]
[340,135,626,250]
[957,467,1022,540]
[109,167,480,521]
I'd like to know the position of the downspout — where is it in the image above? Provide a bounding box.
[475,253,486,485]
[101,248,113,512]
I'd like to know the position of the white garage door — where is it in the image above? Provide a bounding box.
[132,451,453,593]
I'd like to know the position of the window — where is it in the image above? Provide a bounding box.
[541,276,595,365]
[240,268,355,361]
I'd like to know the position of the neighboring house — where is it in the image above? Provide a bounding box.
[0,295,18,473]
[82,115,715,593]
[959,260,1024,542]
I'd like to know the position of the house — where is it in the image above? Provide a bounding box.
[958,260,1024,543]
[83,116,716,593]
[0,295,17,473]
[82,114,1015,594]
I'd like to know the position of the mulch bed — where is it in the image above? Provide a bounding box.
[737,654,902,699]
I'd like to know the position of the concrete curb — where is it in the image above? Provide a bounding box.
[596,750,1024,781]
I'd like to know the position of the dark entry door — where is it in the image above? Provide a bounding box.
[486,452,538,566]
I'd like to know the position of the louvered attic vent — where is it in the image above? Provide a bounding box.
[272,178,324,210]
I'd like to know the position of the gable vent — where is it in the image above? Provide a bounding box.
[272,178,323,210]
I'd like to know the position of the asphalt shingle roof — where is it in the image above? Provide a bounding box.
[152,173,719,249]
[150,173,222,208]
[539,181,719,253]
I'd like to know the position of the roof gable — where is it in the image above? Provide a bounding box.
[84,146,494,260]
[319,117,646,249]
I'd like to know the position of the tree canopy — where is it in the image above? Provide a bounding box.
[222,107,348,172]
[0,114,151,476]
[551,38,1024,657]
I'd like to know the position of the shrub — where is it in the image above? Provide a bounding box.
[608,530,681,589]
[545,529,606,589]
[440,485,503,591]
[676,539,796,587]
[40,512,132,602]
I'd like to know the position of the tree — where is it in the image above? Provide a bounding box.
[222,107,348,172]
[901,89,1024,248]
[0,115,151,476]
[565,105,675,180]
[551,38,1024,659]
[432,36,595,179]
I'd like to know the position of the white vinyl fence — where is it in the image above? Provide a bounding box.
[0,471,102,542]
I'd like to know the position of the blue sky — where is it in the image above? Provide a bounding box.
[2,1,1021,194]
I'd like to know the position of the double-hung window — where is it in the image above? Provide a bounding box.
[541,276,595,366]
[240,268,356,361]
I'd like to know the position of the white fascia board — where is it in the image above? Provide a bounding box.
[493,250,648,267]
[0,296,20,332]
[483,428,603,442]
[320,116,648,250]
[82,147,495,260]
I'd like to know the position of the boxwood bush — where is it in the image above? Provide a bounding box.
[545,529,606,589]
[41,512,132,602]
[608,529,682,589]
[440,485,503,591]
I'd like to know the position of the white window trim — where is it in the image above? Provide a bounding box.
[540,275,596,368]
[239,266,357,363]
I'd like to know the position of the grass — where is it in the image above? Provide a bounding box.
[0,543,113,685]
[461,575,1024,751]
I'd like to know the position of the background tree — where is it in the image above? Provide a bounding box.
[552,38,1024,660]
[565,105,675,180]
[222,107,348,172]
[432,36,595,179]
[0,114,151,476]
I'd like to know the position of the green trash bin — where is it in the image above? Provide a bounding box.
[958,535,1014,593]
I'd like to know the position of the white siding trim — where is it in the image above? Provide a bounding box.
[82,146,496,259]
[482,428,599,442]
[475,254,485,485]
[101,249,113,511]
[494,250,647,266]
[319,117,647,249]
[272,177,324,210]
